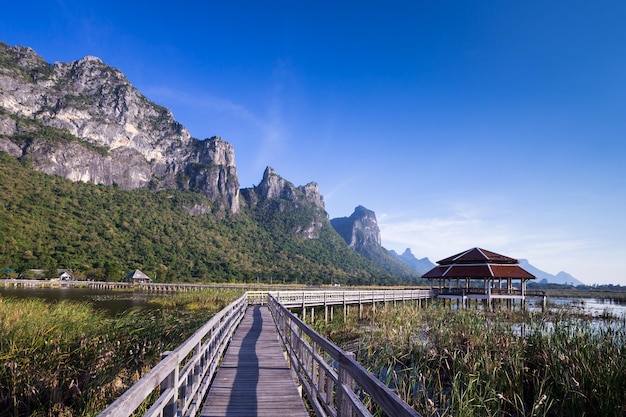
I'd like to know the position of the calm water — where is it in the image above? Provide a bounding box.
[547,296,626,317]
[0,286,162,315]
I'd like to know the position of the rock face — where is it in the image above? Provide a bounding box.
[331,205,381,251]
[241,167,326,239]
[0,43,239,214]
[331,206,420,279]
[242,167,325,210]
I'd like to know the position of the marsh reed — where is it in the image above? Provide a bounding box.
[312,301,626,417]
[0,289,242,417]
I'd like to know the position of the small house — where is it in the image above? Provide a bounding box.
[124,269,153,284]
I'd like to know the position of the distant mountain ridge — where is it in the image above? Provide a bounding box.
[389,249,583,286]
[389,248,435,275]
[518,259,584,286]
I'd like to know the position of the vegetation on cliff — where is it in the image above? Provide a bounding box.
[0,153,415,285]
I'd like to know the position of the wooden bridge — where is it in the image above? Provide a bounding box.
[97,289,433,417]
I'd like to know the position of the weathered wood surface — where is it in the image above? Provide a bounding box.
[200,306,308,417]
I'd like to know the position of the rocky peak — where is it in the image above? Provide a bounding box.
[248,166,325,210]
[330,205,381,250]
[0,42,239,214]
[239,167,327,239]
[258,166,295,200]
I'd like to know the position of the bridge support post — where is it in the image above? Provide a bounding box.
[324,292,328,323]
[372,292,376,314]
[358,292,363,320]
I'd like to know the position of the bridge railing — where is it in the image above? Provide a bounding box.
[268,289,434,308]
[97,293,248,417]
[268,294,422,417]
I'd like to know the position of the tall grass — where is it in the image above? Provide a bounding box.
[0,289,242,417]
[312,302,626,417]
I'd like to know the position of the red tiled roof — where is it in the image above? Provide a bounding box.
[423,248,536,280]
[437,247,519,265]
[423,263,535,279]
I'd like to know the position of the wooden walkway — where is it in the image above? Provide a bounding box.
[200,306,309,417]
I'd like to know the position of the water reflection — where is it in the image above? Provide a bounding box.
[528,297,626,318]
[0,286,163,316]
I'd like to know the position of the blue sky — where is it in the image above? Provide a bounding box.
[2,1,625,285]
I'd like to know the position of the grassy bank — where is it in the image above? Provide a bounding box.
[0,289,242,417]
[313,303,626,417]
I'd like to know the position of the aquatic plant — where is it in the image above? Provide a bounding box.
[311,301,626,417]
[0,289,240,416]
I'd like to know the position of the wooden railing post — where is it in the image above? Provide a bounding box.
[337,352,355,417]
[160,351,179,417]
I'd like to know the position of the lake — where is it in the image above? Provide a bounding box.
[0,286,161,315]
[3,286,626,318]
[546,296,626,317]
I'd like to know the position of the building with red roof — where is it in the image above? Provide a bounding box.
[422,247,544,310]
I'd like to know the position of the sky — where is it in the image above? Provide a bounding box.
[2,1,625,285]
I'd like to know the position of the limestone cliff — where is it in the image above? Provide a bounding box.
[330,205,381,251]
[241,167,326,239]
[331,206,421,279]
[0,42,239,213]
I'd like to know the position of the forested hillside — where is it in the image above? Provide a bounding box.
[0,153,414,285]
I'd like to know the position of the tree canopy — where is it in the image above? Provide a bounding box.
[0,153,416,285]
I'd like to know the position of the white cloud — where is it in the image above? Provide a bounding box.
[378,200,607,284]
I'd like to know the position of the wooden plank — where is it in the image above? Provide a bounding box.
[200,306,308,417]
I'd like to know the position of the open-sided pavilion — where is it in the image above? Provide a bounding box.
[422,247,545,310]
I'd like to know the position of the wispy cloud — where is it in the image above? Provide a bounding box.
[142,84,289,176]
[378,200,594,280]
[142,86,257,123]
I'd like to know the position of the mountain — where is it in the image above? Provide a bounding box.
[389,248,435,275]
[518,259,584,286]
[0,41,410,285]
[331,206,421,281]
[0,42,239,214]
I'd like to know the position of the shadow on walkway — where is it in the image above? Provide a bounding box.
[225,306,261,415]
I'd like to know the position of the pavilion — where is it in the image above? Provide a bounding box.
[422,247,544,310]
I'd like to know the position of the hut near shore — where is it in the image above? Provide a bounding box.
[124,269,152,284]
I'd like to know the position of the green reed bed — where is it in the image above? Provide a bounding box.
[0,289,242,417]
[312,303,626,417]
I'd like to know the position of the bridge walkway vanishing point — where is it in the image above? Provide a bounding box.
[200,305,308,417]
[98,290,431,417]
